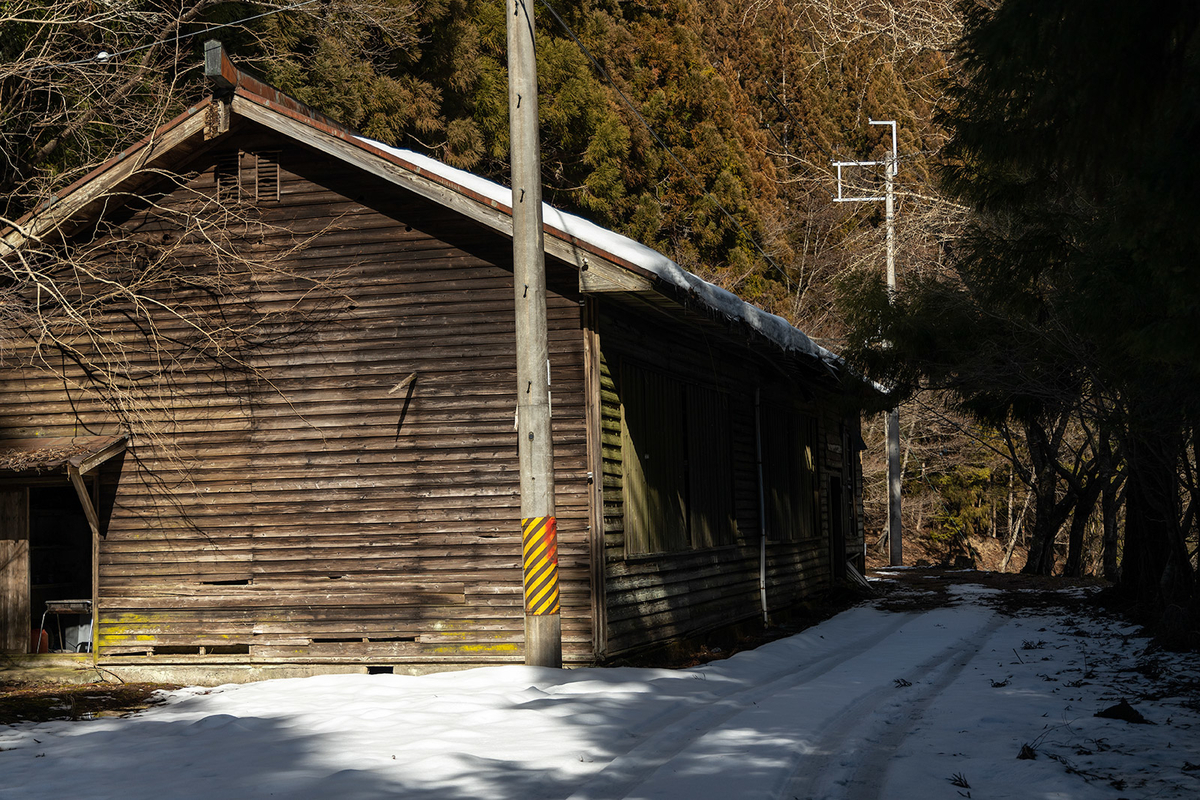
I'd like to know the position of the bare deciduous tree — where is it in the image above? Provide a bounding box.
[1,1,414,464]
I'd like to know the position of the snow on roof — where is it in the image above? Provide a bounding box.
[359,138,841,370]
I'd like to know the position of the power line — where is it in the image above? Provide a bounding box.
[536,0,796,291]
[26,0,320,74]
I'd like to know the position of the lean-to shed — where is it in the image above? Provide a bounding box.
[0,48,867,681]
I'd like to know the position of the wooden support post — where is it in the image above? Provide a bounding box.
[508,0,561,667]
[91,476,99,663]
[67,465,100,540]
[68,465,101,663]
[582,299,608,660]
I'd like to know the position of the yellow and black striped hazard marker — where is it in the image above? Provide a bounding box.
[522,516,560,616]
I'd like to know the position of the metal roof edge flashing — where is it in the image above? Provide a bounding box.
[1,101,212,254]
[204,40,343,133]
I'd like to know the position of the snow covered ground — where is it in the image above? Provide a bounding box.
[2,574,1198,800]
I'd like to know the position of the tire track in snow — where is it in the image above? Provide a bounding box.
[569,606,1004,800]
[563,610,917,800]
[783,611,1007,800]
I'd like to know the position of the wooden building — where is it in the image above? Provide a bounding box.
[0,48,866,681]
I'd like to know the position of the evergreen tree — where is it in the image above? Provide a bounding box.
[846,0,1199,628]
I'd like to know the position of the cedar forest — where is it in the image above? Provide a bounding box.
[2,0,1197,641]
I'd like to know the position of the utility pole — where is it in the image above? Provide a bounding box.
[507,0,562,668]
[833,119,903,567]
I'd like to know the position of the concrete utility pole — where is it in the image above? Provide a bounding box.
[833,119,903,567]
[507,0,562,667]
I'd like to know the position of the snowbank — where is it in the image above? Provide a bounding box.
[3,584,1196,799]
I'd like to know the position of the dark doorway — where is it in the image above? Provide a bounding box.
[29,486,93,652]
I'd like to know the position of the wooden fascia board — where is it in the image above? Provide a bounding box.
[578,258,654,293]
[234,93,515,233]
[550,239,651,292]
[229,91,656,293]
[0,101,213,257]
[68,436,127,476]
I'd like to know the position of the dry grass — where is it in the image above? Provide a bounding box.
[0,681,179,725]
[868,565,1108,613]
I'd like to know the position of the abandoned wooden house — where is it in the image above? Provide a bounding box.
[0,46,866,682]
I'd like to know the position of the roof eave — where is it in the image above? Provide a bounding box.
[0,100,214,256]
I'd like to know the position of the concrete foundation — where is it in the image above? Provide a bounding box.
[2,656,500,687]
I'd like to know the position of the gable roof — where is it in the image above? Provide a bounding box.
[3,42,845,377]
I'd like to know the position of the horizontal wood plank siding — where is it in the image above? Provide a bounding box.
[596,301,858,658]
[0,131,596,666]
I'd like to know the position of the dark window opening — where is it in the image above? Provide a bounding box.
[620,362,735,556]
[761,407,820,541]
[829,476,847,576]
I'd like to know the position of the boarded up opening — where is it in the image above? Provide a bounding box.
[622,365,687,554]
[256,151,280,202]
[215,151,240,202]
[685,384,735,549]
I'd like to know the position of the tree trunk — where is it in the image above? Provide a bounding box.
[1063,478,1103,578]
[1101,476,1123,582]
[1121,426,1193,610]
[1099,432,1123,582]
[1001,485,1032,572]
[1023,507,1056,574]
[1021,418,1074,575]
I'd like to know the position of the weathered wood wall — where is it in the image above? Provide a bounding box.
[0,489,30,653]
[0,125,595,668]
[594,302,852,658]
